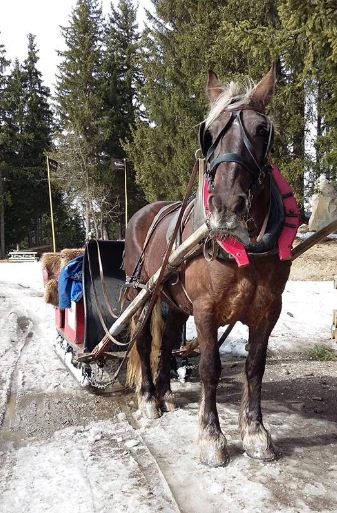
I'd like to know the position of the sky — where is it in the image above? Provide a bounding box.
[0,0,151,91]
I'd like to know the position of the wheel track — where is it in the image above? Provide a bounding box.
[119,396,185,513]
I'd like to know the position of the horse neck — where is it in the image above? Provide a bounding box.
[247,175,271,242]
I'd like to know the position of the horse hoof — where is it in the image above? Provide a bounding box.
[160,392,176,412]
[242,427,277,461]
[138,397,161,419]
[199,435,230,467]
[244,445,278,461]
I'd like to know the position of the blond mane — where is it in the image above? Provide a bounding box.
[205,81,255,129]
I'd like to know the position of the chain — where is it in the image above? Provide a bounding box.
[185,363,199,370]
[81,363,120,390]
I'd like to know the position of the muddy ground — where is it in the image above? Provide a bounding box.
[0,255,337,513]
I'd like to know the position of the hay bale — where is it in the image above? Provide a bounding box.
[41,248,83,305]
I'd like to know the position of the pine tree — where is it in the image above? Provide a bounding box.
[57,0,104,148]
[1,60,26,250]
[278,0,337,190]
[126,0,223,202]
[55,0,108,237]
[0,38,10,258]
[128,0,313,211]
[211,0,307,207]
[103,0,140,155]
[4,36,53,249]
[102,0,144,232]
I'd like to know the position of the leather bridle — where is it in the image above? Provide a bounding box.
[199,107,274,194]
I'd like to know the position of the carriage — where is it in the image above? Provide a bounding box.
[42,65,337,467]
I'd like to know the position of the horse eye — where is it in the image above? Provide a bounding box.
[256,126,269,137]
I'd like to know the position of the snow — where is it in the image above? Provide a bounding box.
[1,261,337,513]
[1,420,177,513]
[1,262,336,360]
[296,231,337,241]
[186,280,337,356]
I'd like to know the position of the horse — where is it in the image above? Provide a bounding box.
[123,64,292,467]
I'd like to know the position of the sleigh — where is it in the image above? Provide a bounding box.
[42,231,204,389]
[42,241,131,388]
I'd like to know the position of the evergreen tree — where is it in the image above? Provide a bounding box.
[211,0,307,208]
[127,0,318,210]
[0,38,10,258]
[57,0,104,148]
[55,0,108,237]
[278,0,337,191]
[126,0,223,202]
[102,0,144,231]
[5,35,53,249]
[103,0,140,155]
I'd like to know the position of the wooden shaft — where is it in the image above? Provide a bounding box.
[291,219,337,261]
[90,223,209,357]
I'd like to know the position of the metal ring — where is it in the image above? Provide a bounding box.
[195,148,203,159]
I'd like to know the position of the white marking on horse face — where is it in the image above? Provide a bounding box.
[208,213,250,246]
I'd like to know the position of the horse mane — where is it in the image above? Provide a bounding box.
[205,80,255,129]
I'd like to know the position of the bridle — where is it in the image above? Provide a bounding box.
[198,107,274,195]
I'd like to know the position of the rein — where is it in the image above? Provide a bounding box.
[81,161,200,364]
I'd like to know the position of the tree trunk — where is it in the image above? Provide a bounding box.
[84,200,90,239]
[102,223,109,240]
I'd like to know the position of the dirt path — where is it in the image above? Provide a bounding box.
[290,239,337,281]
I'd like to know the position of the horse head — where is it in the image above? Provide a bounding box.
[199,64,276,245]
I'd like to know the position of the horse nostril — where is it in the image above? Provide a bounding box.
[234,195,246,215]
[208,194,223,214]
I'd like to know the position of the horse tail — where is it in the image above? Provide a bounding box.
[126,300,164,391]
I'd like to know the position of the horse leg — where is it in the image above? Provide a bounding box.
[239,308,281,460]
[194,304,229,467]
[130,309,161,419]
[155,308,188,412]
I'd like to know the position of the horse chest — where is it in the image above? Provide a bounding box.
[212,276,256,325]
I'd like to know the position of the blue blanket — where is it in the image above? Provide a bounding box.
[58,255,84,309]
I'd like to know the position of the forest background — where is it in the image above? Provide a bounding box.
[0,0,336,258]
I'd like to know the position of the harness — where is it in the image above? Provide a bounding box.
[126,106,299,310]
[197,107,299,266]
[199,107,274,193]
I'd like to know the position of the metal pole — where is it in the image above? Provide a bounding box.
[124,158,128,232]
[46,156,56,252]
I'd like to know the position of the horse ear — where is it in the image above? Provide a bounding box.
[207,70,222,102]
[251,62,277,108]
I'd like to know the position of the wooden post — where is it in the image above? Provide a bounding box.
[124,158,128,232]
[46,156,56,252]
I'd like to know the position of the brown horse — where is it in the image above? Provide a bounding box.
[124,65,291,467]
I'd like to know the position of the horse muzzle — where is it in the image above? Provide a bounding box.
[208,212,250,246]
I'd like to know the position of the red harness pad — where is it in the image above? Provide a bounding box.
[202,165,300,266]
[271,165,300,260]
